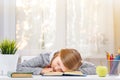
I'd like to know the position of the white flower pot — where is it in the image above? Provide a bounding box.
[0,54,19,75]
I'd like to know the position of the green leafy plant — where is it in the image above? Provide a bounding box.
[0,39,18,54]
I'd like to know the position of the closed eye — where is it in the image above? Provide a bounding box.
[57,62,60,66]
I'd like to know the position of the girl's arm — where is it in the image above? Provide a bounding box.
[79,61,96,75]
[16,53,50,75]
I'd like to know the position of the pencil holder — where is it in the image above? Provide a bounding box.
[107,60,120,76]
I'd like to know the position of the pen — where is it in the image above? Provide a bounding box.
[106,51,110,73]
[106,51,110,60]
[110,54,114,73]
[110,54,114,61]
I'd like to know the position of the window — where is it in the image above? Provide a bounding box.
[16,0,114,58]
[16,0,57,54]
[66,0,114,58]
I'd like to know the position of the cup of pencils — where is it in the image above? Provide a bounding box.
[107,60,120,76]
[106,51,120,76]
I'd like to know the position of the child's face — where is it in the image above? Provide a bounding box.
[51,55,68,72]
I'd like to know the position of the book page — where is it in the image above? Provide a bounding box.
[64,71,84,76]
[43,72,63,76]
[42,71,85,76]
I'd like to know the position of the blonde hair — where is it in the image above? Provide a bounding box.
[50,49,82,71]
[59,48,82,71]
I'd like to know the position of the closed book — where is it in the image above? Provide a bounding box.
[42,71,86,77]
[7,72,33,78]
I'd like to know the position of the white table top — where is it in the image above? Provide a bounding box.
[0,75,120,80]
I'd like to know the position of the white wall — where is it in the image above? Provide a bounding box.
[113,0,120,50]
[0,0,4,41]
[0,0,16,41]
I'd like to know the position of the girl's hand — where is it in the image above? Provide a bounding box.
[41,68,53,74]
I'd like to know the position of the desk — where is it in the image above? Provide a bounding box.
[0,75,120,80]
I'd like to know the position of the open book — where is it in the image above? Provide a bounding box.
[42,71,86,76]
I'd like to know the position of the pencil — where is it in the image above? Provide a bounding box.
[106,51,110,74]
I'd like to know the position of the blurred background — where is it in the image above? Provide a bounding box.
[0,0,120,58]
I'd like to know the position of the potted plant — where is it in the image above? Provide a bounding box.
[0,39,19,75]
[0,39,17,55]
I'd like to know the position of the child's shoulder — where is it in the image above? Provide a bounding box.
[81,61,95,67]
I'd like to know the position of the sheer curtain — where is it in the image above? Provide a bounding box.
[66,0,114,58]
[16,0,115,57]
[16,0,56,55]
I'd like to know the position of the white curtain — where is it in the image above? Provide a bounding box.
[16,0,56,55]
[16,0,115,57]
[66,0,114,58]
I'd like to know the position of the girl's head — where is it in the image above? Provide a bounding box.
[50,48,82,72]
